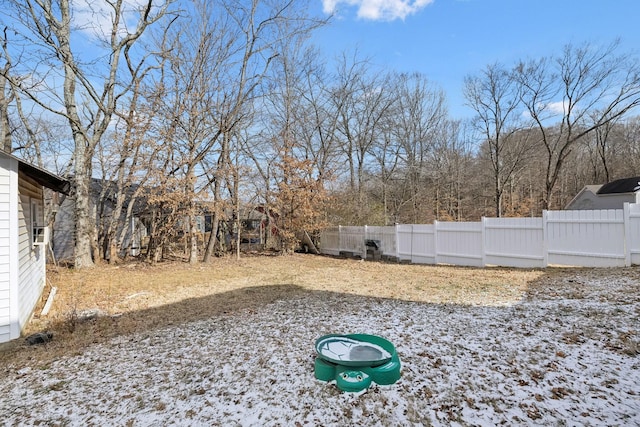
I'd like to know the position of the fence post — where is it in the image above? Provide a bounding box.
[433,220,439,265]
[338,225,342,253]
[395,224,399,261]
[624,202,631,267]
[542,211,549,267]
[363,225,368,259]
[481,217,487,267]
[410,224,414,263]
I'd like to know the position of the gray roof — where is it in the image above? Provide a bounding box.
[597,177,640,195]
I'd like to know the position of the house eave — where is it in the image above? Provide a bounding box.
[1,151,70,195]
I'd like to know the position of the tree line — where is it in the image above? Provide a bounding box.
[1,0,639,267]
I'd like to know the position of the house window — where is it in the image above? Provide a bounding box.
[31,198,47,246]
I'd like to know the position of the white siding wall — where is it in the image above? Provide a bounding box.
[0,154,60,344]
[17,176,46,333]
[0,155,12,343]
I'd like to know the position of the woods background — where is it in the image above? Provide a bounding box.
[1,0,639,266]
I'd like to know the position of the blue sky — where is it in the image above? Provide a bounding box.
[311,0,640,119]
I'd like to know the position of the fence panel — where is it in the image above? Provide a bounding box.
[339,226,365,257]
[396,225,413,261]
[484,217,545,268]
[628,203,640,265]
[318,204,638,268]
[411,224,436,264]
[395,224,436,264]
[319,227,340,256]
[436,221,484,267]
[365,226,397,257]
[546,209,626,267]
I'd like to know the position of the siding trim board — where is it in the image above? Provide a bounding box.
[0,155,10,344]
[9,155,19,340]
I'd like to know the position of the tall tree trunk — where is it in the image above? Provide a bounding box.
[0,74,11,153]
[188,211,198,264]
[54,0,94,268]
[73,170,94,268]
[202,176,222,262]
[203,211,221,262]
[203,133,229,262]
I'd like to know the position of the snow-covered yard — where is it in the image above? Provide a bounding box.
[1,267,639,426]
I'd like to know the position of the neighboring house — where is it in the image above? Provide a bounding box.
[199,205,278,248]
[53,179,147,262]
[565,176,640,210]
[0,152,69,344]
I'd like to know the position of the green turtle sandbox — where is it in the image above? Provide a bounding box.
[314,334,401,392]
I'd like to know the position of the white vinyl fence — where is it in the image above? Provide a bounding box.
[319,203,640,268]
[628,203,640,265]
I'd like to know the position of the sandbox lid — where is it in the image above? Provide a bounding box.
[315,334,394,367]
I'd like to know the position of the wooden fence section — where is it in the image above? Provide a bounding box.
[319,203,640,268]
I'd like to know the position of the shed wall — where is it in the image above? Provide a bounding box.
[567,192,636,210]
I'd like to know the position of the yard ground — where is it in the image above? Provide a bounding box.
[0,254,638,425]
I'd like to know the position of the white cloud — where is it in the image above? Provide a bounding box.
[322,0,434,21]
[521,100,571,122]
[322,0,342,14]
[547,100,567,115]
[71,0,152,40]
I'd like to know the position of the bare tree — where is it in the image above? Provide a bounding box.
[515,40,640,209]
[305,67,346,187]
[584,109,627,184]
[332,54,395,223]
[258,30,335,251]
[150,0,324,262]
[464,63,531,217]
[0,28,15,153]
[95,78,162,263]
[424,119,475,220]
[392,72,447,223]
[618,116,640,177]
[369,113,402,224]
[2,0,175,267]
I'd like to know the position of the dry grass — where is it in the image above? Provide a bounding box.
[0,254,552,367]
